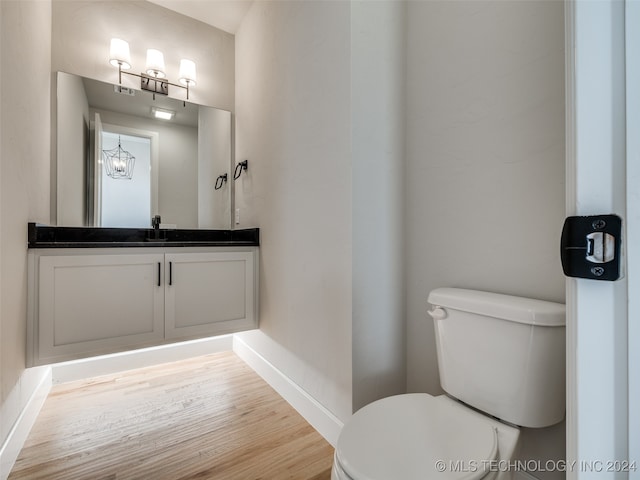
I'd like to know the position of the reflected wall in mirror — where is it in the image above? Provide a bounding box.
[56,71,232,229]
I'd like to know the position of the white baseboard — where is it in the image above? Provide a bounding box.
[52,335,234,384]
[232,335,343,447]
[0,367,52,480]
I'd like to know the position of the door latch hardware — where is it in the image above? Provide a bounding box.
[561,214,622,281]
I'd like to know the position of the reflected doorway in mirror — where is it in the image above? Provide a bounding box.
[90,112,159,228]
[99,130,152,228]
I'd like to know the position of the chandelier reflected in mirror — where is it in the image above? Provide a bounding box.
[103,136,135,179]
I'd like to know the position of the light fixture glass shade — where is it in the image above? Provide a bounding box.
[179,59,197,86]
[109,38,131,69]
[146,49,166,78]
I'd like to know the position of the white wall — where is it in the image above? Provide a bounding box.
[234,0,353,422]
[0,0,52,463]
[405,1,566,477]
[155,122,198,228]
[233,0,410,424]
[351,1,406,412]
[56,72,89,226]
[198,108,231,229]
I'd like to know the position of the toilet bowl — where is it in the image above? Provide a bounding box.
[332,393,520,480]
[332,288,566,480]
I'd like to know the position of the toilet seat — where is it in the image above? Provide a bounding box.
[335,393,499,480]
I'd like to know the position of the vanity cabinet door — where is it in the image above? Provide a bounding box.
[164,252,257,340]
[37,253,165,363]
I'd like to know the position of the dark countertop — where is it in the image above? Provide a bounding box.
[28,223,259,248]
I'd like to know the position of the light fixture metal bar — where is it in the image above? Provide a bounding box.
[141,74,169,96]
[118,65,191,100]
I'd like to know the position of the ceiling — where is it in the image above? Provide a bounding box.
[147,0,254,35]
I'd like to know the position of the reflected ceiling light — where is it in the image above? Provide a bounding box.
[151,107,175,120]
[109,38,197,102]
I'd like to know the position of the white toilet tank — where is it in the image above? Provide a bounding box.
[428,288,565,428]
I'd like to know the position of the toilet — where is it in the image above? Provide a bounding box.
[332,288,565,480]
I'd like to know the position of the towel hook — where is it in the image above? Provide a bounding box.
[234,160,248,180]
[214,173,228,190]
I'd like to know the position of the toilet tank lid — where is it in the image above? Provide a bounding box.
[428,288,565,327]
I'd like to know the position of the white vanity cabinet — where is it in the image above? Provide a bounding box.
[28,247,259,366]
[35,253,165,365]
[164,252,256,340]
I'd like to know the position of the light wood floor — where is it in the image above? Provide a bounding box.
[9,351,334,480]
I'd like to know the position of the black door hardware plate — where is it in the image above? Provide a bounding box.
[560,214,622,281]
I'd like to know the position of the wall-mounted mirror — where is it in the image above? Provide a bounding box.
[55,71,231,229]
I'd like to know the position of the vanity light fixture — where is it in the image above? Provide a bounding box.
[151,107,175,120]
[146,49,166,78]
[109,38,131,71]
[179,59,197,87]
[109,38,197,101]
[102,135,136,180]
